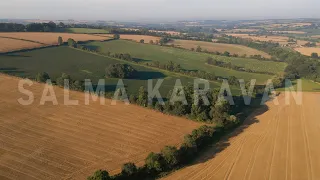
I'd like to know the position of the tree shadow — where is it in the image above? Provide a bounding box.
[132,71,166,80]
[132,58,152,63]
[0,67,25,74]
[1,54,31,58]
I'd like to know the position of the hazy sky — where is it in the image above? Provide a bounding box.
[1,0,319,21]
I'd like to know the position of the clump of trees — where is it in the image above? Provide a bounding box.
[67,38,77,47]
[105,64,137,79]
[35,72,50,83]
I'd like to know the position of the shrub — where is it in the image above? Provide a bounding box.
[36,72,50,83]
[121,162,138,176]
[87,170,110,180]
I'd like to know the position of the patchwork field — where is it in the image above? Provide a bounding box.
[163,92,320,180]
[0,32,110,46]
[120,35,160,44]
[0,74,201,179]
[64,28,109,34]
[85,40,285,83]
[168,39,271,58]
[0,46,228,95]
[294,47,320,56]
[0,37,43,53]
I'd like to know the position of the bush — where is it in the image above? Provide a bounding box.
[105,64,137,79]
[36,72,50,83]
[121,163,138,176]
[145,152,164,172]
[67,38,76,47]
[87,170,111,180]
[161,146,180,169]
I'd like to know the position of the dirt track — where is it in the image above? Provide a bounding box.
[0,74,200,179]
[163,93,320,180]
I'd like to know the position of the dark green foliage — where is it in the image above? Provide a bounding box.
[56,73,71,87]
[196,45,202,52]
[113,34,120,39]
[136,86,148,107]
[35,72,50,83]
[145,152,165,172]
[67,38,77,47]
[223,51,230,57]
[58,36,63,45]
[161,146,180,169]
[121,163,138,176]
[105,64,137,79]
[140,39,145,43]
[311,53,319,58]
[87,170,110,180]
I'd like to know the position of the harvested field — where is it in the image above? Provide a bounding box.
[294,47,320,56]
[168,39,271,58]
[270,31,306,34]
[149,30,180,35]
[0,37,43,53]
[0,32,110,46]
[120,34,160,44]
[226,33,289,45]
[163,92,320,180]
[0,74,201,180]
[224,29,259,33]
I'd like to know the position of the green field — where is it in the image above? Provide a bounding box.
[277,79,320,92]
[64,28,109,34]
[0,46,241,95]
[85,40,283,84]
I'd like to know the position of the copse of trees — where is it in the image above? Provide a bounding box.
[105,64,137,79]
[35,72,50,83]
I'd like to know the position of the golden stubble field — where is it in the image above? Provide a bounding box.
[0,74,201,180]
[119,34,160,44]
[163,93,320,180]
[0,32,111,52]
[295,47,320,56]
[169,39,271,58]
[0,37,43,53]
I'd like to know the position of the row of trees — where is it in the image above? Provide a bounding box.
[35,72,84,91]
[105,64,137,79]
[0,22,58,32]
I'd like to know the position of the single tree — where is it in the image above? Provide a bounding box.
[161,146,180,168]
[149,40,154,44]
[58,36,63,45]
[311,52,319,58]
[196,46,202,52]
[140,39,145,43]
[67,38,76,47]
[113,34,120,39]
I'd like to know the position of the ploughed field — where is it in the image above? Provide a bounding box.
[163,92,320,180]
[0,74,201,179]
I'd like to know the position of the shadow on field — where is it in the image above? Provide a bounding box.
[187,104,269,167]
[0,67,25,75]
[132,58,152,63]
[2,54,31,58]
[133,71,166,80]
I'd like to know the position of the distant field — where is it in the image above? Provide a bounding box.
[223,29,259,33]
[0,37,43,53]
[294,47,320,56]
[120,34,160,44]
[64,28,109,34]
[0,32,110,46]
[277,79,320,92]
[270,30,306,34]
[0,74,201,179]
[168,39,271,58]
[0,46,227,95]
[85,40,284,83]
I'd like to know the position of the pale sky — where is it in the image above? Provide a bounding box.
[1,0,319,21]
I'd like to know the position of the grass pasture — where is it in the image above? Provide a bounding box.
[85,40,285,83]
[168,39,271,58]
[0,46,229,95]
[64,28,109,34]
[0,74,201,179]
